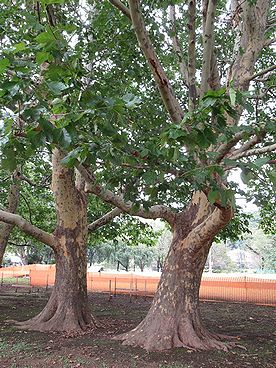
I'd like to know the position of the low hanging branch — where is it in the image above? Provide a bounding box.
[77,164,176,226]
[0,210,56,249]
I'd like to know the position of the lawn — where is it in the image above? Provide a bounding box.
[0,286,275,368]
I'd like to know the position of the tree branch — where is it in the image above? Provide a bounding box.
[246,64,276,82]
[127,0,184,123]
[201,0,217,95]
[229,132,266,159]
[169,5,189,87]
[109,0,131,19]
[215,131,247,162]
[227,0,270,92]
[77,164,176,225]
[0,210,57,250]
[88,207,123,232]
[187,0,197,110]
[230,143,276,160]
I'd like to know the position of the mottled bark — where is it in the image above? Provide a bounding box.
[0,179,20,266]
[116,192,234,351]
[18,150,95,332]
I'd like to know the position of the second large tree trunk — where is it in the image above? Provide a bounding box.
[18,150,95,332]
[116,192,234,351]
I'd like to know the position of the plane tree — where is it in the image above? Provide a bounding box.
[72,0,275,351]
[0,0,275,350]
[0,1,147,332]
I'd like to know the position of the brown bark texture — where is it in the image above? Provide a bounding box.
[0,180,20,266]
[115,192,234,351]
[17,150,95,332]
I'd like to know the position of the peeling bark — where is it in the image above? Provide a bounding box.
[115,192,234,351]
[17,150,95,332]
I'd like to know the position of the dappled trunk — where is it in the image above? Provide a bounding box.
[0,180,20,266]
[18,235,92,332]
[18,150,96,332]
[116,192,233,351]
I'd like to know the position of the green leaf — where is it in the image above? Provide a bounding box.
[41,0,65,3]
[253,157,268,168]
[47,81,68,95]
[35,51,52,65]
[142,171,157,185]
[208,190,221,204]
[36,32,56,45]
[60,148,81,167]
[12,42,27,53]
[0,58,10,74]
[229,87,236,106]
[240,168,254,184]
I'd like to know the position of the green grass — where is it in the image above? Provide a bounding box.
[0,276,30,285]
[0,339,37,358]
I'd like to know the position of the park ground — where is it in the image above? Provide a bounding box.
[0,286,275,368]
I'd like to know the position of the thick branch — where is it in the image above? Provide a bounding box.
[0,210,56,249]
[109,0,131,19]
[77,164,176,225]
[230,143,276,160]
[88,208,123,232]
[169,5,189,87]
[128,0,184,123]
[187,0,197,109]
[201,0,217,95]
[228,0,270,91]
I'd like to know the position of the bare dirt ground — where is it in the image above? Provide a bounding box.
[0,285,275,368]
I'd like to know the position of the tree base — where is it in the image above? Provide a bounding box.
[114,318,236,352]
[14,296,98,333]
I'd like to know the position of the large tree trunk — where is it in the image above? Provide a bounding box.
[116,192,234,351]
[0,178,20,266]
[18,150,95,332]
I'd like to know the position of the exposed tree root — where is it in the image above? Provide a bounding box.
[114,317,237,352]
[14,295,97,332]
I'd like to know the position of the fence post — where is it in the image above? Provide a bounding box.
[244,276,248,303]
[46,273,49,291]
[135,279,138,299]
[129,279,132,303]
[114,277,117,297]
[1,272,3,286]
[109,280,112,301]
[144,280,147,300]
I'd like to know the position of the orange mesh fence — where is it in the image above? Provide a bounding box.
[1,265,275,306]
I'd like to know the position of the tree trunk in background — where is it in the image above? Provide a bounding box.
[116,192,233,351]
[18,150,95,332]
[0,178,20,266]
